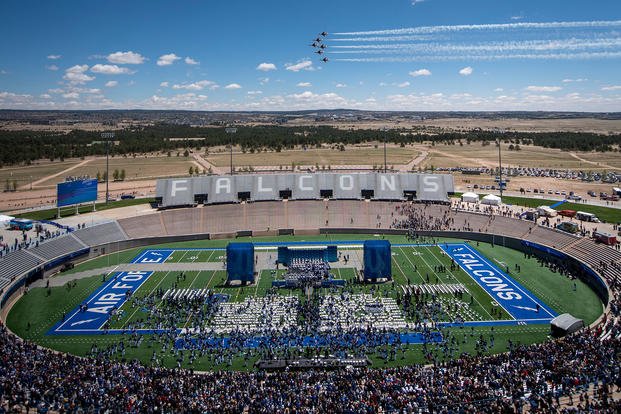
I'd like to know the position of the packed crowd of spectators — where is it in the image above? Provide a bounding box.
[1,309,620,412]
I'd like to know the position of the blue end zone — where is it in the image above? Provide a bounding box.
[49,270,154,334]
[131,249,173,264]
[440,243,557,322]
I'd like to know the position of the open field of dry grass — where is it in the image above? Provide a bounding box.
[0,161,81,189]
[206,146,419,167]
[287,117,621,134]
[34,156,195,188]
[419,143,621,170]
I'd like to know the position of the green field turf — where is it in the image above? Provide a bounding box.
[6,234,604,371]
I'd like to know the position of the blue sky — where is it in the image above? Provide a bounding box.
[0,0,620,111]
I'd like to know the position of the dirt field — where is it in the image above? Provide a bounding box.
[418,143,621,170]
[0,161,82,189]
[31,156,195,189]
[206,146,419,167]
[287,117,621,134]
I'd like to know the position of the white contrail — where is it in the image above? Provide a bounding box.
[332,35,443,42]
[334,51,621,62]
[335,20,621,36]
[329,38,621,54]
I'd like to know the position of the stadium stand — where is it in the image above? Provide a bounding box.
[484,215,536,238]
[28,234,86,261]
[1,199,620,412]
[71,221,128,246]
[117,213,166,239]
[523,225,580,250]
[0,250,41,291]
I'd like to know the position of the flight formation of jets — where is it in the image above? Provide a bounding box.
[310,31,329,62]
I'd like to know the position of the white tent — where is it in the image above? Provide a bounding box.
[481,194,501,206]
[537,206,557,217]
[0,215,14,226]
[461,192,479,203]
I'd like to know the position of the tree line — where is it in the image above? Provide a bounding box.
[0,124,619,167]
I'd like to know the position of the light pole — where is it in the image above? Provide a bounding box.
[101,132,115,204]
[225,127,237,175]
[381,127,389,173]
[496,128,505,198]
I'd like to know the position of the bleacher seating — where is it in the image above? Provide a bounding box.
[117,213,166,239]
[0,250,41,291]
[524,225,579,250]
[485,216,535,238]
[29,234,86,261]
[72,221,128,246]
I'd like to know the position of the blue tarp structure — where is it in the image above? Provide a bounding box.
[550,200,567,209]
[226,243,255,284]
[363,240,392,280]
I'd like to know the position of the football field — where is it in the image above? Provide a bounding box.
[50,242,557,336]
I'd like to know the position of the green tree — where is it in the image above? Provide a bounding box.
[113,169,119,181]
[120,169,126,181]
[12,180,17,191]
[183,149,190,157]
[96,171,101,182]
[189,166,194,175]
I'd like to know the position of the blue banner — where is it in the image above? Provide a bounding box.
[57,179,98,207]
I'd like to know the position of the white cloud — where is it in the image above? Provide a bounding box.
[297,82,312,87]
[62,92,80,99]
[397,81,410,88]
[601,85,621,91]
[510,15,524,21]
[63,65,95,84]
[409,68,431,77]
[225,83,242,89]
[160,81,169,88]
[459,66,473,76]
[91,64,133,75]
[335,83,347,88]
[105,80,118,87]
[494,88,504,92]
[39,94,52,99]
[47,55,61,60]
[48,88,64,94]
[562,78,587,83]
[46,65,59,71]
[107,51,145,64]
[525,85,562,92]
[247,90,263,95]
[411,0,425,5]
[172,80,218,91]
[259,77,270,85]
[256,62,277,71]
[285,60,314,72]
[185,57,199,65]
[157,53,181,66]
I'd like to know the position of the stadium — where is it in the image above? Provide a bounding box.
[0,171,619,412]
